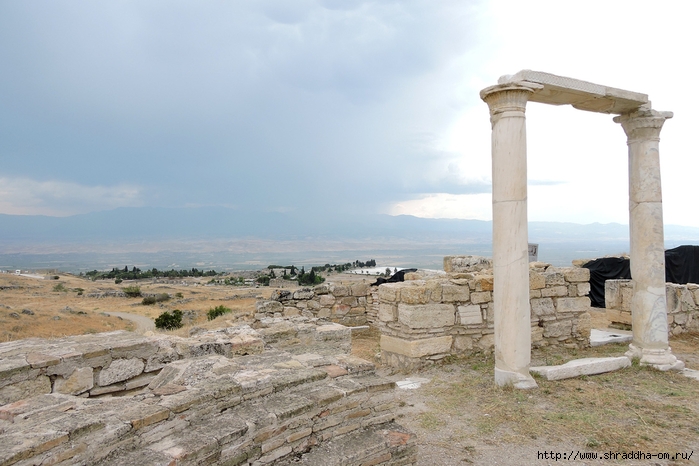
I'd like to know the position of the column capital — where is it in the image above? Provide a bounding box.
[480,82,543,119]
[613,109,673,142]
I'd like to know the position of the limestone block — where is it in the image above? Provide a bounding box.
[472,275,493,292]
[313,283,330,295]
[397,303,455,329]
[0,376,51,405]
[457,305,482,325]
[543,320,573,338]
[441,284,470,303]
[283,307,300,317]
[693,288,699,306]
[531,326,544,343]
[378,283,401,303]
[443,255,492,273]
[256,301,283,314]
[666,284,681,313]
[296,301,308,309]
[293,289,314,300]
[307,300,320,311]
[404,272,422,281]
[332,304,350,316]
[543,270,565,286]
[97,358,145,386]
[529,271,545,290]
[530,298,555,318]
[54,367,94,395]
[563,267,590,283]
[477,333,495,350]
[573,312,591,339]
[452,335,473,352]
[329,285,349,297]
[555,297,590,313]
[674,312,688,325]
[378,304,397,322]
[400,284,430,305]
[357,297,367,306]
[575,283,591,297]
[486,303,493,325]
[605,280,624,310]
[340,297,358,307]
[470,291,492,304]
[349,307,366,315]
[350,284,369,297]
[318,308,331,318]
[620,285,633,312]
[541,286,568,298]
[530,357,630,381]
[380,335,453,358]
[530,289,541,299]
[319,295,335,307]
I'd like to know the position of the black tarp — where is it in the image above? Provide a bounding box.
[583,257,631,308]
[583,245,699,308]
[665,245,699,285]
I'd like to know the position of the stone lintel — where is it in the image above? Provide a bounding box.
[498,70,649,114]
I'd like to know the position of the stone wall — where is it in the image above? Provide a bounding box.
[377,262,592,371]
[256,283,374,327]
[605,279,699,334]
[0,318,349,406]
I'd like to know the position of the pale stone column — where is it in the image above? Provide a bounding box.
[614,109,684,371]
[481,82,542,389]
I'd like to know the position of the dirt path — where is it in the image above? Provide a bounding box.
[106,311,155,333]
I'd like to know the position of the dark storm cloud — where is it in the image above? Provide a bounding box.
[0,0,486,215]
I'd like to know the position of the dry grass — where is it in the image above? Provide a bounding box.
[410,339,699,456]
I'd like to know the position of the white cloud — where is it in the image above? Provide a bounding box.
[0,176,143,216]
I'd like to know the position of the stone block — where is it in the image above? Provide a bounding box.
[340,297,358,307]
[563,267,590,283]
[329,285,349,297]
[378,304,397,322]
[97,358,145,386]
[399,285,430,305]
[477,333,494,350]
[605,280,625,310]
[555,297,590,313]
[530,357,630,381]
[575,283,591,296]
[256,301,283,314]
[543,320,573,338]
[573,312,591,339]
[530,289,541,299]
[380,335,453,358]
[53,367,94,395]
[541,286,569,298]
[543,270,565,286]
[472,275,493,292]
[470,291,492,304]
[457,305,482,325]
[397,303,455,328]
[307,300,320,310]
[350,284,369,297]
[319,295,335,307]
[0,376,51,405]
[378,284,401,303]
[293,289,314,300]
[452,335,473,352]
[443,255,492,273]
[529,271,546,290]
[441,284,470,303]
[606,308,631,325]
[283,307,300,317]
[531,326,544,343]
[530,298,555,318]
[332,304,350,316]
[313,283,330,295]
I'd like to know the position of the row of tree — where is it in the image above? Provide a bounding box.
[83,267,220,281]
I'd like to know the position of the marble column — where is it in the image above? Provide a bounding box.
[614,109,684,371]
[481,82,542,389]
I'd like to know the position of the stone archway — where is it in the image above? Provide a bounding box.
[480,70,683,389]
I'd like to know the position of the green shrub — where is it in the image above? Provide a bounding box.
[123,286,142,297]
[115,278,123,284]
[53,283,67,292]
[207,305,232,321]
[154,309,183,330]
[142,293,170,305]
[175,292,183,298]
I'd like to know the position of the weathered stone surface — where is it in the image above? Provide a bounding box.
[540,286,568,298]
[457,305,482,325]
[256,300,283,314]
[472,275,494,292]
[543,320,573,338]
[376,303,395,322]
[441,284,470,303]
[529,271,546,290]
[97,358,145,386]
[319,295,335,307]
[53,367,93,395]
[0,376,51,405]
[329,285,349,297]
[470,291,491,304]
[397,303,455,328]
[563,267,590,283]
[530,357,630,380]
[399,284,431,305]
[293,288,314,300]
[555,297,590,313]
[443,255,492,273]
[543,270,565,286]
[350,284,369,297]
[530,298,555,318]
[378,283,401,303]
[380,335,453,358]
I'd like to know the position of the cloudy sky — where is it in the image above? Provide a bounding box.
[1,0,697,227]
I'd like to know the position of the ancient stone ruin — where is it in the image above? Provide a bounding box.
[0,319,416,465]
[480,70,683,388]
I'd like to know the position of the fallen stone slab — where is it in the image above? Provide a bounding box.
[530,356,631,381]
[682,368,699,382]
[589,328,632,347]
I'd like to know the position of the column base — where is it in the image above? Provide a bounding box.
[494,367,538,389]
[625,344,685,371]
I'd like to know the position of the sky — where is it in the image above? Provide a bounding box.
[1,0,697,227]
